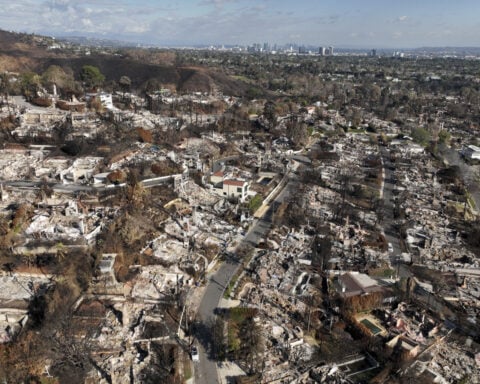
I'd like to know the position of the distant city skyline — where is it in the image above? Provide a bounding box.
[1,0,480,48]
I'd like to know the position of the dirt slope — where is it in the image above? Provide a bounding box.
[0,29,251,95]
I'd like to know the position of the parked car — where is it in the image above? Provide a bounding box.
[191,346,199,362]
[388,243,394,253]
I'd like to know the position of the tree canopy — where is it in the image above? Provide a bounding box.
[42,65,76,94]
[263,100,277,129]
[80,65,105,90]
[411,127,431,147]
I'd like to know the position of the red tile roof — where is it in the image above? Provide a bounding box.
[223,179,247,187]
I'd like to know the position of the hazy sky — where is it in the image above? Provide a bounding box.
[1,0,479,47]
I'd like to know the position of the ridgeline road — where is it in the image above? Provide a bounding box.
[194,173,296,384]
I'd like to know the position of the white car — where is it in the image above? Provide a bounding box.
[388,243,394,253]
[191,346,199,362]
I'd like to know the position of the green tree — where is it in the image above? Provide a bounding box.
[411,127,431,147]
[438,129,451,144]
[19,72,41,100]
[80,65,105,89]
[248,194,263,214]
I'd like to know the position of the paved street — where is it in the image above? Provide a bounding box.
[380,147,411,278]
[194,258,239,384]
[193,172,295,384]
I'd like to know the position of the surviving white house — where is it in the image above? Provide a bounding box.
[222,179,249,201]
[210,175,249,202]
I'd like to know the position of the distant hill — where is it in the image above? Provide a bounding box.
[57,35,141,48]
[0,29,252,95]
[40,56,251,95]
[410,46,480,56]
[0,29,58,72]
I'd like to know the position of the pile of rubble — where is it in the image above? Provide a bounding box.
[410,340,480,383]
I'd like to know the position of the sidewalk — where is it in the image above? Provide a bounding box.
[186,285,206,312]
[218,297,241,308]
[217,361,246,384]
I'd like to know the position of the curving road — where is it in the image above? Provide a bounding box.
[193,171,295,384]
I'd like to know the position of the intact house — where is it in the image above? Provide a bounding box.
[209,170,250,202]
[221,179,249,202]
